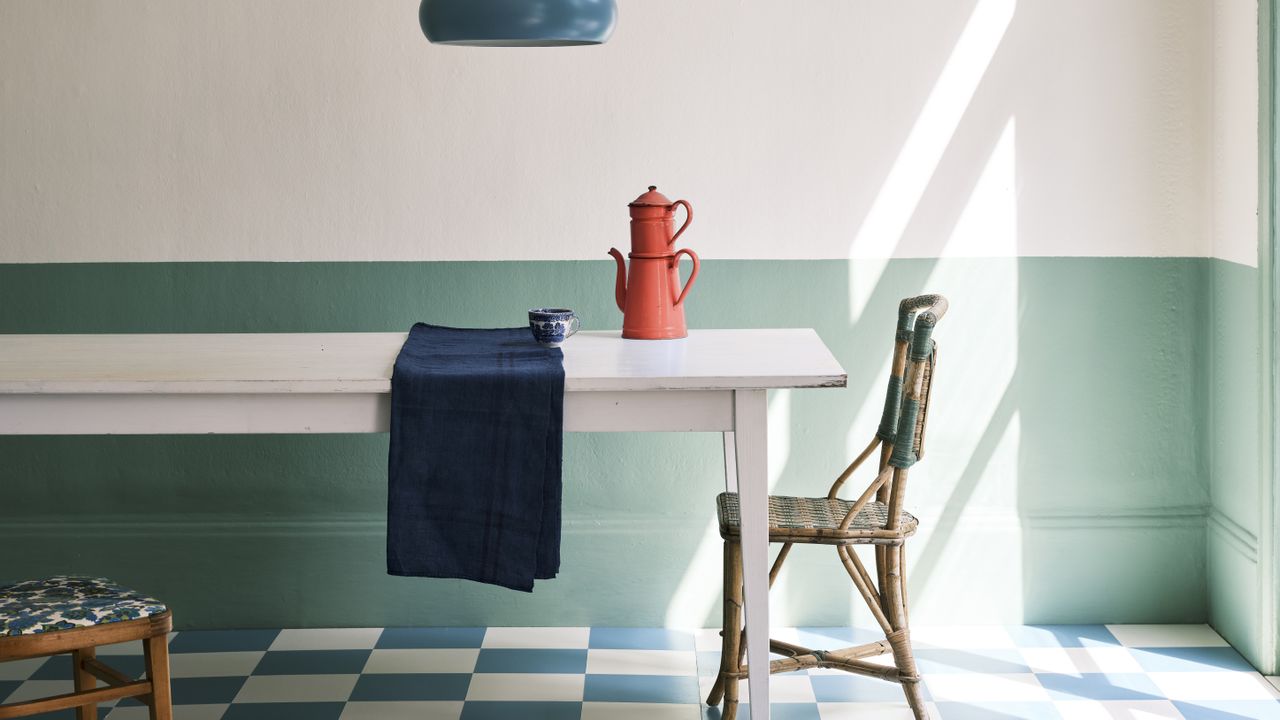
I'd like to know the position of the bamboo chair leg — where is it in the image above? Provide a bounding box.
[73,648,96,720]
[144,633,173,720]
[708,539,744,720]
[884,544,928,720]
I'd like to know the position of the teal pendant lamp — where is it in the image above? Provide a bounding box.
[420,0,617,46]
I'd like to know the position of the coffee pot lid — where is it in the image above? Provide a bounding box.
[629,185,672,207]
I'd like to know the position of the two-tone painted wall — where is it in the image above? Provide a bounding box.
[0,0,1263,660]
[1206,0,1276,675]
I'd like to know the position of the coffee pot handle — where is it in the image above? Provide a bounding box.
[672,248,700,307]
[669,200,693,246]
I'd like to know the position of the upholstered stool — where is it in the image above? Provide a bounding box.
[0,576,172,720]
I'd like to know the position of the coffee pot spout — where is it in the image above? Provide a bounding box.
[607,248,627,312]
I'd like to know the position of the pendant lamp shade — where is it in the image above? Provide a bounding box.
[420,0,617,47]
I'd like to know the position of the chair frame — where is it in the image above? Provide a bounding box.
[0,611,173,720]
[707,294,948,720]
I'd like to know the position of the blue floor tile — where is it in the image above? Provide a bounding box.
[935,701,1063,719]
[29,654,145,681]
[1130,646,1256,673]
[0,709,109,720]
[349,673,471,702]
[0,681,19,703]
[1004,625,1120,648]
[252,649,371,675]
[474,649,587,674]
[588,628,695,651]
[460,701,582,719]
[377,627,486,649]
[584,674,700,703]
[169,675,249,705]
[1037,672,1164,701]
[915,648,1029,674]
[168,629,280,653]
[811,673,929,702]
[118,674,248,706]
[1174,700,1280,720]
[221,702,346,719]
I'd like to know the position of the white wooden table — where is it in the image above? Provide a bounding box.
[0,329,847,718]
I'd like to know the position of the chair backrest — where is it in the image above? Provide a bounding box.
[887,294,946,470]
[828,294,946,505]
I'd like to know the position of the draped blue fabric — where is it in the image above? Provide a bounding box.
[387,324,564,592]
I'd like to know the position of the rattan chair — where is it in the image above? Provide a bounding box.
[0,576,173,720]
[707,294,948,720]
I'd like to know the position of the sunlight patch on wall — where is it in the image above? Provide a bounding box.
[663,391,793,627]
[847,0,1015,321]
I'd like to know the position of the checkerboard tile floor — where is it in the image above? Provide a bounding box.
[4,625,1279,719]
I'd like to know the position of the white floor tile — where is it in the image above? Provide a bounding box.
[1105,624,1228,648]
[765,675,817,703]
[269,628,382,651]
[1020,647,1143,674]
[107,705,228,720]
[363,649,480,674]
[698,674,816,705]
[581,701,701,719]
[168,651,264,679]
[586,649,697,676]
[694,628,724,652]
[481,627,590,649]
[911,625,1016,649]
[1264,675,1280,698]
[1052,700,1182,719]
[464,672,585,701]
[96,639,146,656]
[0,658,46,682]
[1019,647,1076,674]
[96,632,175,657]
[339,701,464,719]
[3,680,77,704]
[1147,671,1277,701]
[233,673,359,703]
[818,702,940,719]
[922,672,1049,702]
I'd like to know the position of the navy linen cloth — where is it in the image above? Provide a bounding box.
[387,323,565,592]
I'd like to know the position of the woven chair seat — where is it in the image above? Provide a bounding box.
[0,576,168,637]
[717,492,918,545]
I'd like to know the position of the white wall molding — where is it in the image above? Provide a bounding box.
[0,506,1213,538]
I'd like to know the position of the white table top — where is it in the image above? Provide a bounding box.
[0,330,847,394]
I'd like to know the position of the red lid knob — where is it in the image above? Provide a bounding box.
[629,185,673,207]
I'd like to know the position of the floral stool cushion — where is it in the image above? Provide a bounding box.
[0,576,167,636]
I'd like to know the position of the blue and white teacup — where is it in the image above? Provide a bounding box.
[529,308,581,348]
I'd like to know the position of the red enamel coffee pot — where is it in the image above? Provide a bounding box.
[608,186,701,339]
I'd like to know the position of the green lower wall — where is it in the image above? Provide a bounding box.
[1207,258,1268,671]
[0,258,1211,629]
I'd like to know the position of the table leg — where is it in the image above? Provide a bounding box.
[722,431,738,493]
[733,389,770,719]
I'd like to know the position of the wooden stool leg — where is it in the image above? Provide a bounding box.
[72,647,96,720]
[884,545,928,720]
[143,634,173,720]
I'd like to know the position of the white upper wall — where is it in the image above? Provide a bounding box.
[1214,0,1261,268]
[0,0,1234,262]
